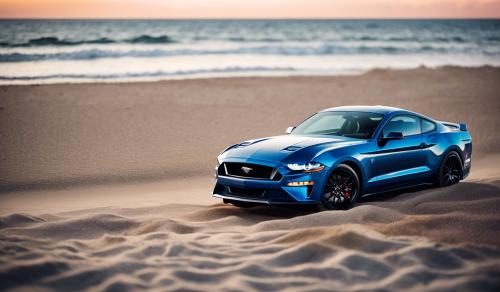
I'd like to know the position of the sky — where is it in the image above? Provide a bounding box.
[0,0,499,19]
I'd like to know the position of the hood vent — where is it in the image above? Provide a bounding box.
[282,145,302,152]
[236,138,269,148]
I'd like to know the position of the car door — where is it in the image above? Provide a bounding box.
[369,115,430,191]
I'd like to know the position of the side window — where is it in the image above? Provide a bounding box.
[421,118,436,133]
[383,115,421,137]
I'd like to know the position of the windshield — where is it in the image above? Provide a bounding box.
[292,111,384,139]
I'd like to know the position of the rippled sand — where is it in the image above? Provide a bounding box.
[1,174,500,291]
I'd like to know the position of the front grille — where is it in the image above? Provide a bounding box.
[218,162,282,180]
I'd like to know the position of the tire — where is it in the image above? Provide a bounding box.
[223,199,257,208]
[318,164,361,211]
[435,151,463,187]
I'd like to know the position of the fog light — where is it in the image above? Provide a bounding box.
[287,181,314,187]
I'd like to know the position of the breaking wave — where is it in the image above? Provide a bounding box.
[0,35,175,47]
[2,44,496,63]
[0,66,297,81]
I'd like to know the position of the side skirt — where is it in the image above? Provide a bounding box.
[361,182,435,199]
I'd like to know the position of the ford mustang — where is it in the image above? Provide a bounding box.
[212,106,472,210]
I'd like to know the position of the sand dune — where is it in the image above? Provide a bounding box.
[1,176,500,291]
[1,68,500,291]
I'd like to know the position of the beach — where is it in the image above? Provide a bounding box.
[1,66,500,291]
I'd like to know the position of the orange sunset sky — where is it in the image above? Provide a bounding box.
[0,0,499,19]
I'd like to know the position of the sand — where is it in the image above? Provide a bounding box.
[1,66,500,291]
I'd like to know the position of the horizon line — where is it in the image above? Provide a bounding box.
[1,17,499,20]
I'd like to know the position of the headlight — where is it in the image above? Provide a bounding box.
[287,162,324,172]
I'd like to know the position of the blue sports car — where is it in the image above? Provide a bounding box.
[213,106,472,210]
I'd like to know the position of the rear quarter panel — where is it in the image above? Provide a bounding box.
[434,126,472,178]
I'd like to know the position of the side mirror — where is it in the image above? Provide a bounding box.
[286,126,295,134]
[383,132,404,140]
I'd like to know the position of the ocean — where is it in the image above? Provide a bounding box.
[0,19,499,84]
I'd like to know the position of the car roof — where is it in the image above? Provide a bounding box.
[320,105,406,115]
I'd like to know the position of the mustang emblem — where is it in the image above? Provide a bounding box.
[241,166,253,174]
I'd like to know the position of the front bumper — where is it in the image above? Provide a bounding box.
[212,159,328,204]
[213,194,282,205]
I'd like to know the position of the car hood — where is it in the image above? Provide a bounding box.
[220,135,364,164]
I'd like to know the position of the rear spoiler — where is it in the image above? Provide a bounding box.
[439,121,468,131]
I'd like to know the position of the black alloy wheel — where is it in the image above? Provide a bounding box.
[438,152,463,187]
[320,164,360,210]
